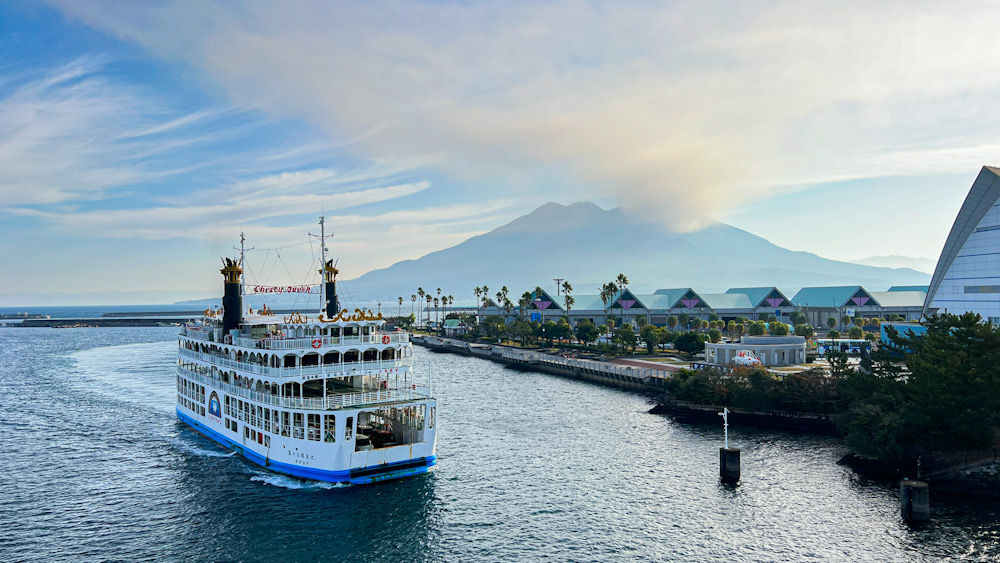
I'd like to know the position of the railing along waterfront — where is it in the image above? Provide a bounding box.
[197,332,411,350]
[177,366,427,410]
[178,348,413,378]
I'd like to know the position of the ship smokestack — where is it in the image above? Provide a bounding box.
[221,257,243,333]
[322,260,340,317]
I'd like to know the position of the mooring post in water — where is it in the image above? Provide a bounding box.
[900,479,930,522]
[718,408,740,484]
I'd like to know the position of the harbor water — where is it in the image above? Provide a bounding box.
[2,326,1000,561]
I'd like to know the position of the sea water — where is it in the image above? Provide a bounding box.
[2,326,999,561]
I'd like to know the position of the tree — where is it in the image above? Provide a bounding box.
[678,313,690,331]
[636,315,648,329]
[708,328,722,343]
[853,316,864,328]
[748,320,767,336]
[640,325,659,353]
[708,313,720,322]
[433,297,440,325]
[612,325,636,354]
[827,317,837,331]
[769,322,790,336]
[564,295,575,317]
[417,287,426,325]
[827,329,841,339]
[667,316,678,330]
[576,321,599,346]
[411,294,417,317]
[848,326,864,339]
[397,296,404,316]
[726,320,737,339]
[673,332,706,355]
[562,281,573,316]
[426,294,433,325]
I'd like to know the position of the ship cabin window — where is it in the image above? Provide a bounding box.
[282,354,296,368]
[323,351,340,364]
[302,353,319,367]
[263,408,271,432]
[429,407,435,429]
[330,327,341,338]
[307,414,321,441]
[362,349,378,361]
[344,350,359,363]
[381,348,395,360]
[324,415,336,442]
[293,413,304,439]
[345,417,354,441]
[282,411,291,437]
[272,410,280,433]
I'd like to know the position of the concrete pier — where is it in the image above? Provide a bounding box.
[720,448,741,484]
[900,480,930,521]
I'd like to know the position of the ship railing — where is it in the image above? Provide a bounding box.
[228,332,410,350]
[178,348,413,378]
[181,327,214,342]
[177,366,428,410]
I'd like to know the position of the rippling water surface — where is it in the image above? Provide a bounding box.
[2,327,1000,561]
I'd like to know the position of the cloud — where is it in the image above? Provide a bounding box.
[49,0,1000,229]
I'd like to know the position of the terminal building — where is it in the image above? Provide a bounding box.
[924,166,1000,324]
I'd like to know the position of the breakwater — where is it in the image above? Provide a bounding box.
[412,335,674,391]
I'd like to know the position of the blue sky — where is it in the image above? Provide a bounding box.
[2,1,999,304]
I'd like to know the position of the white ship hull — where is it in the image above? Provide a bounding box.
[176,369,437,484]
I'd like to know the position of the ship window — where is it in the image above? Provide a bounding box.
[324,415,336,442]
[264,436,270,448]
[272,410,280,433]
[429,407,435,429]
[293,413,304,439]
[263,408,271,432]
[345,417,354,441]
[307,414,321,441]
[282,411,290,437]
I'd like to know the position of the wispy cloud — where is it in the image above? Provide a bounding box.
[51,0,1000,229]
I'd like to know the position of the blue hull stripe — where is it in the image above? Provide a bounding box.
[176,408,436,484]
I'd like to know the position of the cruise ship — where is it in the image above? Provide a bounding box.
[175,221,437,484]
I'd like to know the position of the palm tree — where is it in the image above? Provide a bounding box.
[433,297,440,325]
[417,287,426,325]
[480,285,489,319]
[519,292,531,319]
[426,294,433,326]
[474,286,482,311]
[411,294,417,318]
[397,296,403,317]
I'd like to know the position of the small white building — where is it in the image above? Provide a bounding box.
[704,336,806,367]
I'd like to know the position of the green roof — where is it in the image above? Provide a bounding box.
[700,293,753,309]
[791,286,879,308]
[443,319,463,328]
[726,286,792,308]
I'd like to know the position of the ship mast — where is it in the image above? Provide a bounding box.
[234,232,252,316]
[310,216,334,312]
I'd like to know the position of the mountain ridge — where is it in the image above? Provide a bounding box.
[339,201,930,302]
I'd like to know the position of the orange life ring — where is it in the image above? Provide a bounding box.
[382,335,391,344]
[311,339,322,348]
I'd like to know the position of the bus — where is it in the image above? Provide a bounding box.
[816,338,870,357]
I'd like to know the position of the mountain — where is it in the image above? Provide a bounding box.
[337,202,931,303]
[848,255,936,274]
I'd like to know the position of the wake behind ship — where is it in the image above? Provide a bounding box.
[175,220,437,484]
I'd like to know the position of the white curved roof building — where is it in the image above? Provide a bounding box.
[924,166,1000,323]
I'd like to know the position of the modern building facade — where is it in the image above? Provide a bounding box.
[924,166,1000,324]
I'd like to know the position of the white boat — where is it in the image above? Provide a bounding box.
[175,219,437,484]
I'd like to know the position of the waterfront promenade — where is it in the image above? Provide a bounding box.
[413,335,675,391]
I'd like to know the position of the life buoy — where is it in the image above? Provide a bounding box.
[311,339,322,348]
[382,335,391,344]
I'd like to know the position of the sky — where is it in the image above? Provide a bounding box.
[3,1,1000,305]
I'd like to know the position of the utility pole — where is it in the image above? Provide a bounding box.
[554,278,564,295]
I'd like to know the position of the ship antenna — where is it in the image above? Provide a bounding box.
[234,231,253,313]
[310,216,334,311]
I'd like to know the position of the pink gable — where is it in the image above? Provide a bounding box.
[535,300,552,310]
[620,299,636,310]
